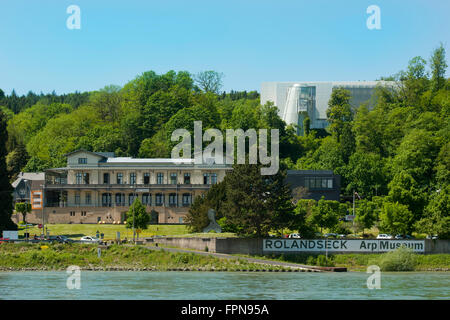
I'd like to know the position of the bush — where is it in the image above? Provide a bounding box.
[316,255,335,267]
[371,247,417,271]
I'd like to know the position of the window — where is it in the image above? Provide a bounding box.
[75,173,82,184]
[74,192,80,205]
[169,193,177,206]
[115,193,125,206]
[211,173,217,184]
[155,193,164,206]
[83,173,89,184]
[102,193,112,207]
[184,173,191,184]
[81,211,87,217]
[179,217,183,223]
[85,192,91,205]
[78,158,87,164]
[203,173,210,185]
[103,173,110,184]
[142,193,151,205]
[170,173,177,184]
[157,173,164,184]
[182,193,192,206]
[117,173,123,184]
[130,173,136,185]
[128,193,137,206]
[143,173,150,184]
[128,194,137,206]
[305,177,333,189]
[69,211,75,216]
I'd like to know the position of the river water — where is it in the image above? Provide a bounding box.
[0,271,449,300]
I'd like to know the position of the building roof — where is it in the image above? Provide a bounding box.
[64,149,115,159]
[105,157,195,164]
[12,172,45,188]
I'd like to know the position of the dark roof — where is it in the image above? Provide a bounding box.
[287,170,335,175]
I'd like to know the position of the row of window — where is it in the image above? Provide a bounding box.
[304,177,334,189]
[75,172,218,185]
[100,193,192,207]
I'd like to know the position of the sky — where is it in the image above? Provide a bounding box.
[0,0,449,95]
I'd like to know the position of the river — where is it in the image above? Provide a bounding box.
[1,271,449,300]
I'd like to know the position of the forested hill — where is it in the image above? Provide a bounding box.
[0,45,448,226]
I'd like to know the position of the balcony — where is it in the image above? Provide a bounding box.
[44,183,210,190]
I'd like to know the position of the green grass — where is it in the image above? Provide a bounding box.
[0,243,290,271]
[18,224,236,240]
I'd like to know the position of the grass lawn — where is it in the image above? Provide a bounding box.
[18,224,236,240]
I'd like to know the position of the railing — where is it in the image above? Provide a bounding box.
[44,202,192,208]
[44,183,210,190]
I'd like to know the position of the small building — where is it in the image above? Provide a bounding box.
[286,170,341,201]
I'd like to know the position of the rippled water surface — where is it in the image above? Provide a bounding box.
[1,271,449,300]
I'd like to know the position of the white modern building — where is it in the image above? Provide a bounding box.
[261,81,394,134]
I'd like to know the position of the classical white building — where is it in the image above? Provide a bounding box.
[260,81,394,134]
[13,150,231,225]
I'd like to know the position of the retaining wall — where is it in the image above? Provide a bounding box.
[146,237,450,255]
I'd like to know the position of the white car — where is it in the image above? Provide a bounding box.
[288,233,302,239]
[80,236,101,243]
[376,234,393,239]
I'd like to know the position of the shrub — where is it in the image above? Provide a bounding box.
[306,256,316,266]
[316,255,335,267]
[371,247,417,271]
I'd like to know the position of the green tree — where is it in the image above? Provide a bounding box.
[0,111,17,232]
[15,202,31,224]
[379,201,415,235]
[415,186,450,239]
[222,164,294,237]
[326,88,353,142]
[6,142,29,180]
[307,197,340,233]
[125,198,150,230]
[429,43,447,92]
[194,71,224,93]
[354,199,378,235]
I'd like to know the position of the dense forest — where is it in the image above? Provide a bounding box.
[0,45,448,237]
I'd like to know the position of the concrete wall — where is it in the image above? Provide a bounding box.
[425,239,450,254]
[146,237,450,255]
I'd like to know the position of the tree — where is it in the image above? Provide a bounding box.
[6,142,29,180]
[415,186,450,239]
[307,197,340,233]
[354,199,378,235]
[194,71,224,93]
[326,88,353,143]
[222,164,294,237]
[125,198,150,230]
[379,201,415,235]
[429,43,447,92]
[15,202,31,224]
[0,111,17,233]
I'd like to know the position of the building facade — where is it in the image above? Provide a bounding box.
[14,150,231,225]
[286,170,341,201]
[260,81,395,134]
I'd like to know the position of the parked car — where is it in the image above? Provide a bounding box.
[324,233,338,238]
[288,233,302,239]
[49,236,73,243]
[337,234,346,239]
[377,234,393,239]
[395,234,415,240]
[426,235,438,240]
[80,236,101,243]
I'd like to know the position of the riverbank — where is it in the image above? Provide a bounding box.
[247,252,450,271]
[0,243,302,272]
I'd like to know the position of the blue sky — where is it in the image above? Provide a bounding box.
[0,0,448,95]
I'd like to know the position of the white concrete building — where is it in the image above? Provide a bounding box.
[261,81,394,134]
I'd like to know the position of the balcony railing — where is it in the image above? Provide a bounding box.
[44,183,210,190]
